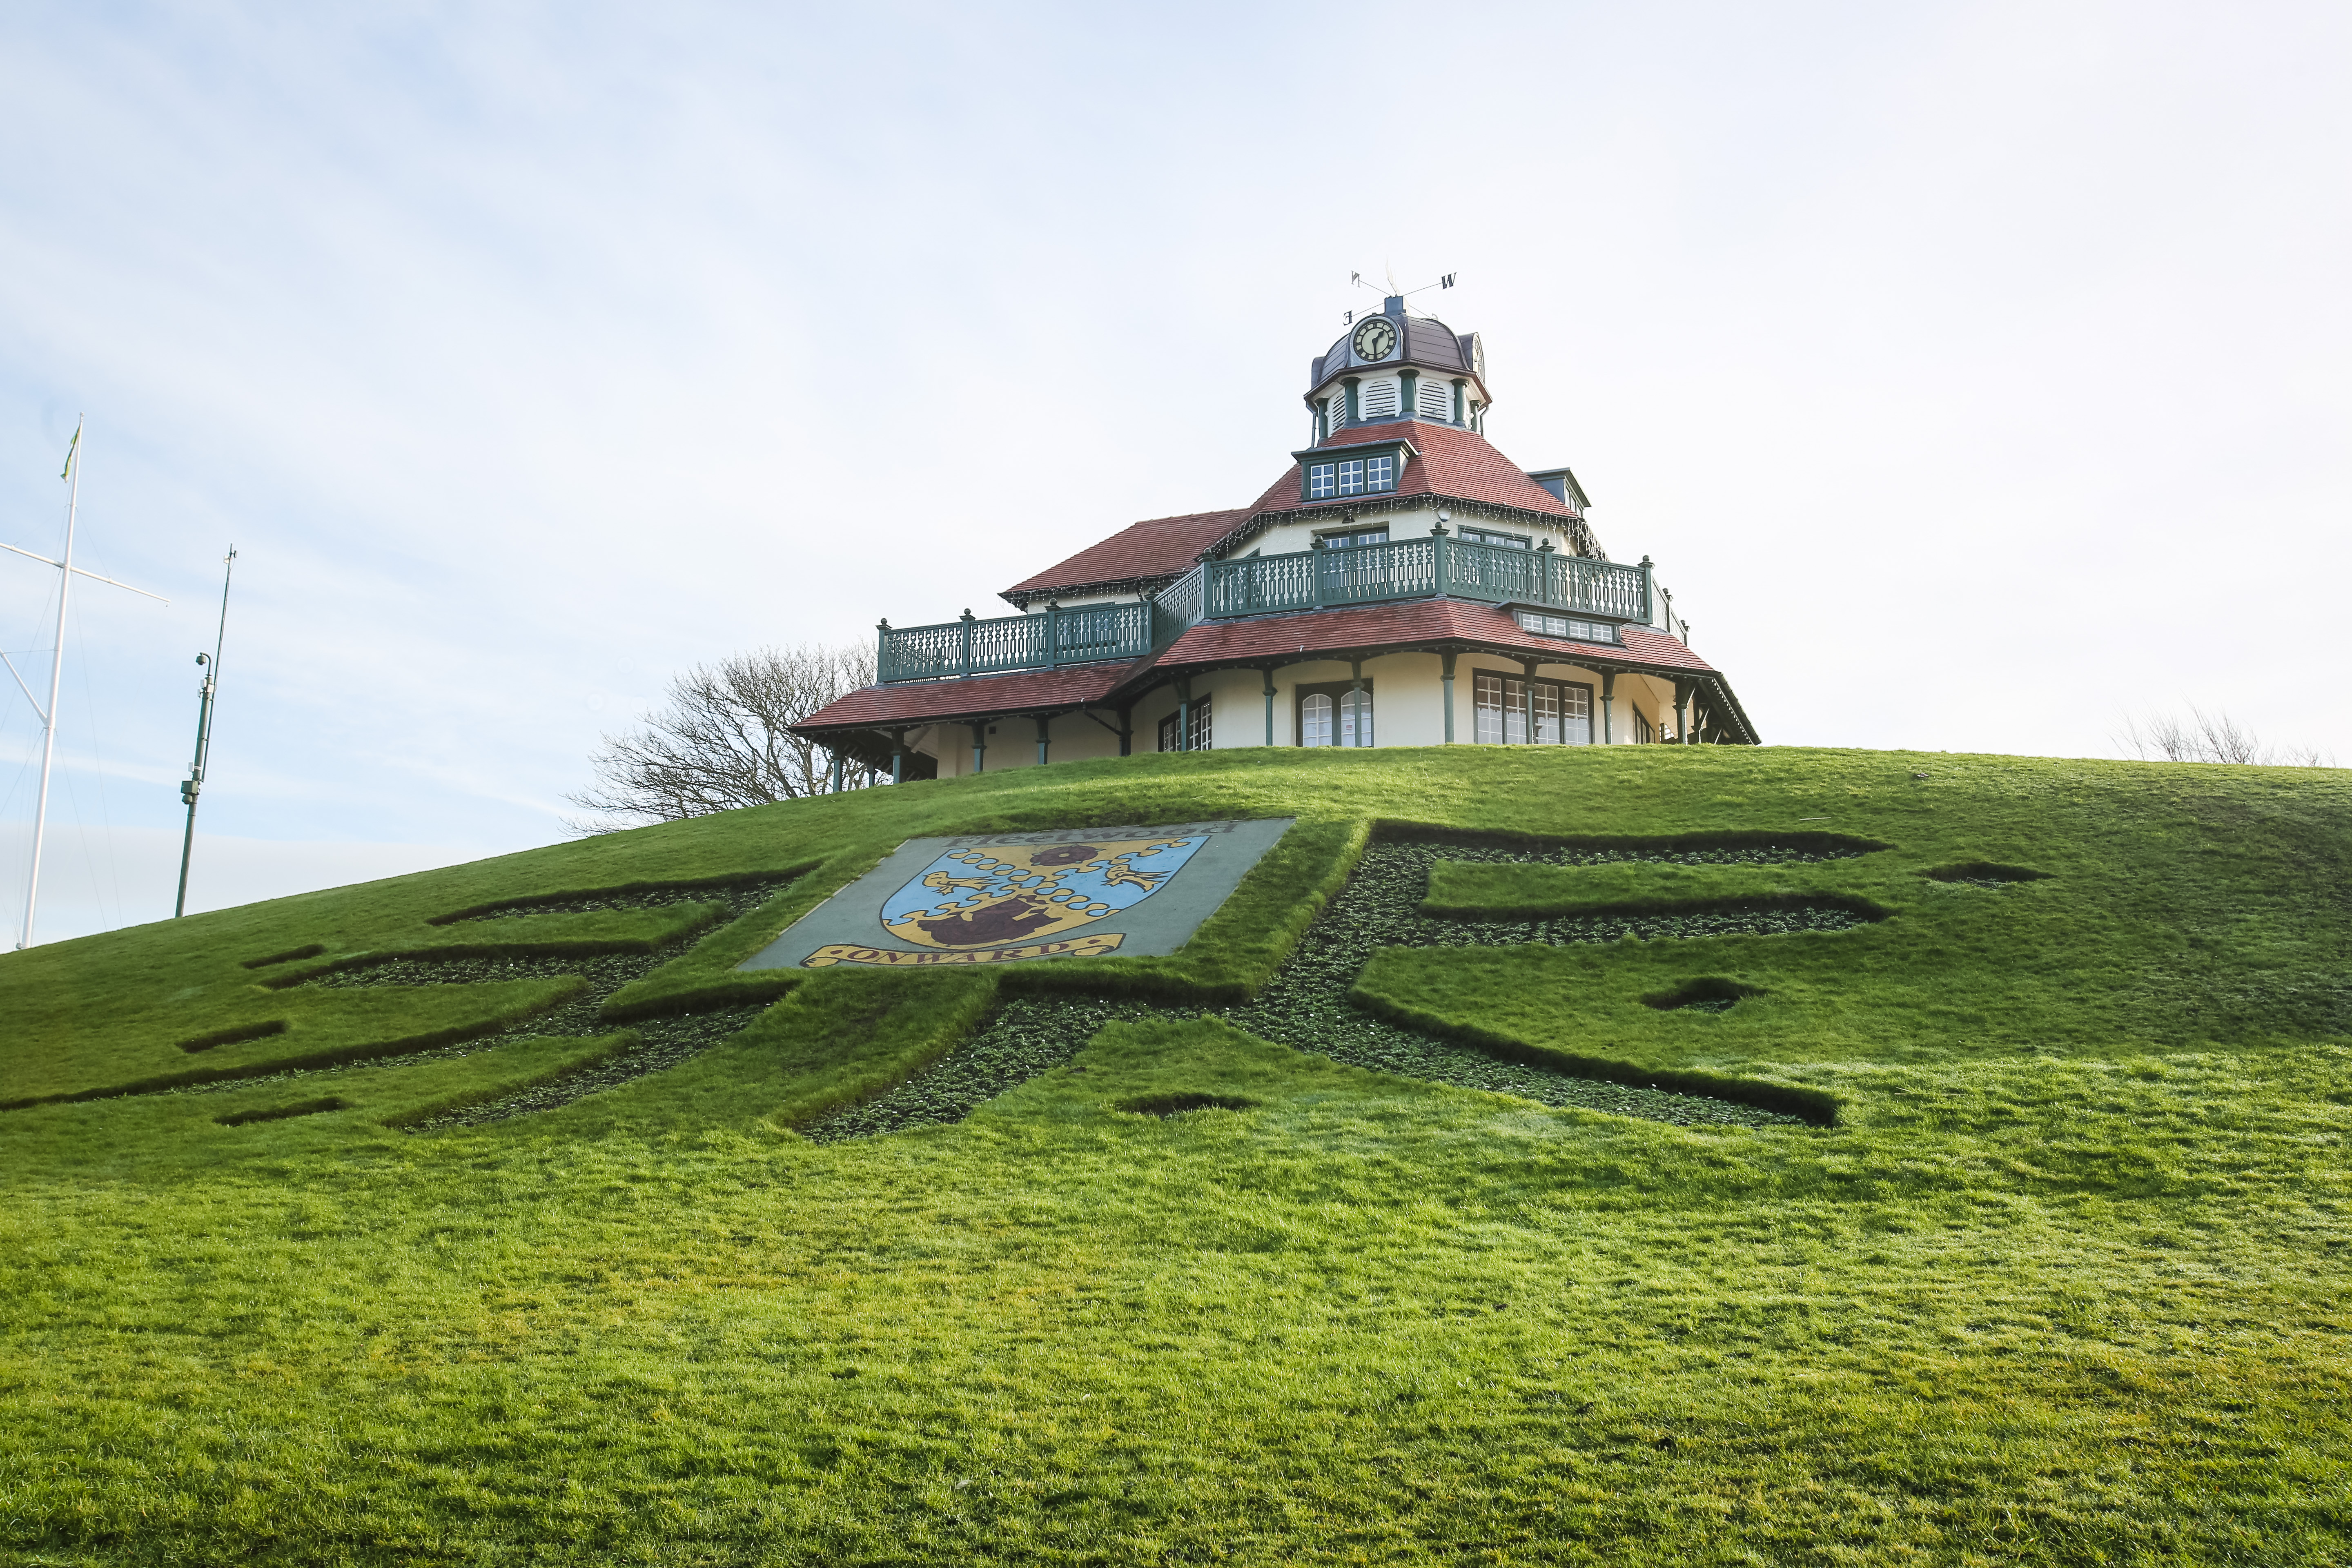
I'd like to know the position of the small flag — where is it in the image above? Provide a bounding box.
[59,423,80,482]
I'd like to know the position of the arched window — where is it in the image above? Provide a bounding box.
[1298,682,1374,748]
[1301,692,1334,747]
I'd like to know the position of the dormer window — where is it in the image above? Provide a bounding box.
[1460,526,1531,549]
[1515,609,1621,644]
[1305,453,1396,500]
[1294,437,1414,504]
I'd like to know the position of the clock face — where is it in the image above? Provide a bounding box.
[1352,318,1398,361]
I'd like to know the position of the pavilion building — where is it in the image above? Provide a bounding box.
[792,295,1757,781]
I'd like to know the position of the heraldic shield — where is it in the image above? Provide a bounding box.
[880,834,1210,951]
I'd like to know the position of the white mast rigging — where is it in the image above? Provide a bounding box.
[2,420,168,949]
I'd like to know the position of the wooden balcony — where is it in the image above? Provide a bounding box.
[876,537,1654,684]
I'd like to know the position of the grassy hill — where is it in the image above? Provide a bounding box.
[2,744,2348,1564]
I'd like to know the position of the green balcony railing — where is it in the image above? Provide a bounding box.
[1202,536,1648,622]
[876,600,1154,684]
[874,539,1653,684]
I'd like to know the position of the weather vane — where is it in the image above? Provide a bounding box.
[1343,267,1456,324]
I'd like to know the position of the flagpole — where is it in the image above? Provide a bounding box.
[174,546,236,918]
[19,419,81,949]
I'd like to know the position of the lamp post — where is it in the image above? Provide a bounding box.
[174,547,237,918]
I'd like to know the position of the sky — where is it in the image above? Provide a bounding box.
[2,0,2347,945]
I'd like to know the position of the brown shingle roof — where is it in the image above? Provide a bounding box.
[1245,421,1582,520]
[1000,508,1251,604]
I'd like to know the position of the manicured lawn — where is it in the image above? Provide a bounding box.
[1,746,2347,1563]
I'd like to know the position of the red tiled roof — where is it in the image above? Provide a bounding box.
[793,661,1141,732]
[1000,508,1252,601]
[1147,601,1718,676]
[1002,427,1582,604]
[1246,421,1581,520]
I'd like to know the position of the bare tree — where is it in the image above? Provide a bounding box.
[564,643,879,833]
[2116,706,2333,767]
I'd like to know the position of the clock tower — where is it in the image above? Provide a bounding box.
[1307,295,1492,442]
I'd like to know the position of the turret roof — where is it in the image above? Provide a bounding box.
[1310,314,1483,395]
[1001,423,1596,606]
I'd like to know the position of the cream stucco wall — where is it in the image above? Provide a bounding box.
[906,641,1703,778]
[916,708,1128,779]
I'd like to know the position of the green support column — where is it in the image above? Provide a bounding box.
[970,721,987,775]
[1175,678,1192,752]
[1441,651,1457,743]
[1599,672,1617,746]
[1349,660,1365,748]
[1035,714,1051,766]
[829,753,842,793]
[889,728,906,785]
[1521,660,1539,746]
[1117,705,1133,757]
[1262,668,1277,746]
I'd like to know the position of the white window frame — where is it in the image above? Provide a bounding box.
[1514,609,1620,644]
[1462,527,1531,549]
[1473,671,1594,745]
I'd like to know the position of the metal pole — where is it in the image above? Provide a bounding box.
[175,547,237,918]
[19,420,81,949]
